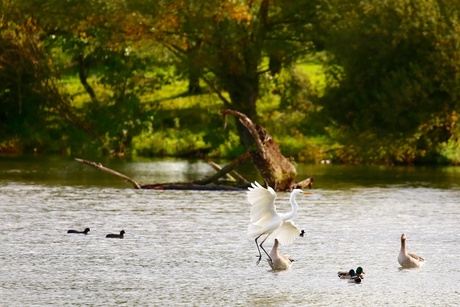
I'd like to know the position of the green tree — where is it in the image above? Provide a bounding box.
[0,2,95,153]
[133,0,320,188]
[1,0,156,154]
[319,0,460,163]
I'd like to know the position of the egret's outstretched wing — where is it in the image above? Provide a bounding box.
[269,220,300,246]
[247,181,277,224]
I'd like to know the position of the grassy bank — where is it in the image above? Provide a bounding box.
[58,61,331,162]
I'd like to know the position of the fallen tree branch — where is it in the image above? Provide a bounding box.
[139,183,243,190]
[208,161,250,185]
[75,158,142,189]
[193,151,251,185]
[75,155,250,190]
[208,162,236,181]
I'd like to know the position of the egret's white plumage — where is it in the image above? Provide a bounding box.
[268,238,294,270]
[398,233,425,268]
[247,181,311,265]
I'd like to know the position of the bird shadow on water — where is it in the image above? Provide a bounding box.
[397,266,424,272]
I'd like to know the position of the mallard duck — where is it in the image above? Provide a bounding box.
[398,234,425,268]
[267,239,294,270]
[338,266,365,279]
[67,228,90,234]
[347,270,363,284]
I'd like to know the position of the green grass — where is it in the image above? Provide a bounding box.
[58,62,331,160]
[298,62,326,95]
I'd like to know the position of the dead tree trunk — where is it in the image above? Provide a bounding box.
[222,109,297,191]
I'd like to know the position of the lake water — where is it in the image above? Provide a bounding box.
[1,156,459,306]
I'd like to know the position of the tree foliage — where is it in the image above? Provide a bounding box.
[319,0,460,163]
[1,0,156,154]
[1,0,460,165]
[0,3,92,152]
[133,0,320,145]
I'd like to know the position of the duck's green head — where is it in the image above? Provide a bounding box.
[356,267,365,274]
[348,269,356,277]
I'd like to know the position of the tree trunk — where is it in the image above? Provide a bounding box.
[186,39,202,95]
[222,109,297,191]
[225,75,259,148]
[77,54,97,103]
[188,71,202,95]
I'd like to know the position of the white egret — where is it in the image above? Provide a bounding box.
[398,234,425,268]
[247,181,312,265]
[268,238,294,270]
[67,228,90,234]
[106,230,125,238]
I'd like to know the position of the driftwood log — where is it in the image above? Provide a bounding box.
[75,153,251,190]
[75,158,142,189]
[75,157,313,191]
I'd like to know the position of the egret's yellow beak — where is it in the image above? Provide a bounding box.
[302,191,313,194]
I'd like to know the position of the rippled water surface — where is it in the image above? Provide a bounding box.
[1,156,459,306]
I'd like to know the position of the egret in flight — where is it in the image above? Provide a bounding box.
[398,234,425,268]
[247,181,312,265]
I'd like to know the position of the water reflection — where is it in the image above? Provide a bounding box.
[1,155,459,190]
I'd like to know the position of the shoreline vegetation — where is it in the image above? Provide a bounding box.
[2,1,460,166]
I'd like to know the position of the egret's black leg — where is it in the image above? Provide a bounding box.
[254,235,263,265]
[259,235,272,263]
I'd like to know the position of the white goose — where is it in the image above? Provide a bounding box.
[267,238,294,270]
[398,233,425,268]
